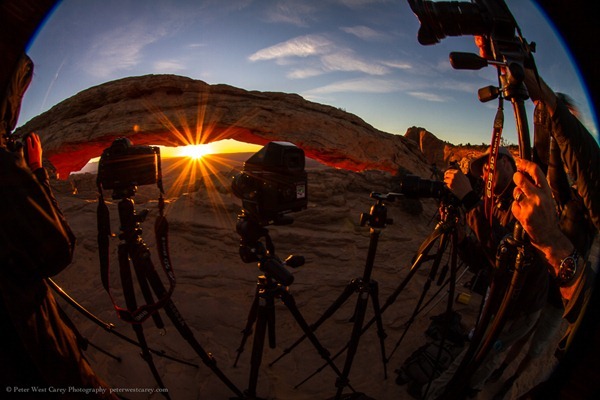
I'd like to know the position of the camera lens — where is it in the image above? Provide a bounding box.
[400,175,446,198]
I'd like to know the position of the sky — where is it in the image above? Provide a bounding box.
[19,0,598,149]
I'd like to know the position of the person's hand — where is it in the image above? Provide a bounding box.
[444,169,472,200]
[474,35,492,60]
[511,158,561,248]
[512,158,584,300]
[25,132,43,171]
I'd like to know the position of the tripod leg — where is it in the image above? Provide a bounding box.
[387,231,450,363]
[56,304,122,362]
[294,237,440,390]
[142,261,244,398]
[130,245,165,330]
[49,278,198,368]
[269,281,358,367]
[335,287,370,400]
[423,231,460,400]
[267,293,276,349]
[370,281,388,379]
[360,230,442,336]
[118,245,170,399]
[279,290,356,393]
[235,284,260,367]
[247,296,269,399]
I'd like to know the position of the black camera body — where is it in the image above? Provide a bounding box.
[97,138,159,192]
[408,0,517,46]
[232,141,308,225]
[400,174,447,199]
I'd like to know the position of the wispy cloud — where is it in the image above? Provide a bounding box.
[80,22,167,78]
[265,1,318,27]
[250,34,391,78]
[381,60,412,70]
[303,76,458,104]
[407,91,447,102]
[321,50,389,75]
[303,77,405,95]
[153,60,187,73]
[341,26,386,41]
[288,68,325,79]
[249,35,333,61]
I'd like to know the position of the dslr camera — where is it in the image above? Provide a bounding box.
[399,175,447,199]
[399,162,460,200]
[408,0,517,46]
[232,141,308,225]
[97,137,160,193]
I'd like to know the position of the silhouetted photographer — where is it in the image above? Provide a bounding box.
[1,55,116,399]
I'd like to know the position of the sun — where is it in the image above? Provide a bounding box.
[177,143,213,160]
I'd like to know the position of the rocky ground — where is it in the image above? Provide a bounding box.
[49,154,562,399]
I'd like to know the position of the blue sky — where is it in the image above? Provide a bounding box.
[19,0,598,147]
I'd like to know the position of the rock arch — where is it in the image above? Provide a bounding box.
[15,74,431,179]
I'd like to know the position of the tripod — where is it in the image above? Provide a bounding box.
[290,193,471,392]
[233,213,349,399]
[269,193,392,399]
[48,277,198,368]
[98,188,244,399]
[385,195,462,364]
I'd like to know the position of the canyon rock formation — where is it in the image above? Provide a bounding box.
[15,75,433,179]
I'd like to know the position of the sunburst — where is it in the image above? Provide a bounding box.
[141,93,253,231]
[177,143,214,160]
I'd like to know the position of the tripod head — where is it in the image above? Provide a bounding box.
[236,210,304,287]
[360,192,399,229]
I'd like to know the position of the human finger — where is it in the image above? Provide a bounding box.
[513,170,539,199]
[443,169,455,183]
[26,133,40,150]
[514,190,525,203]
[515,158,549,190]
[474,35,490,58]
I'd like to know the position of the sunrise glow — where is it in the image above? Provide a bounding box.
[162,139,262,159]
[176,143,213,159]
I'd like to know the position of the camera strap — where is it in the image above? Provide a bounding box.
[97,187,176,324]
[483,99,505,226]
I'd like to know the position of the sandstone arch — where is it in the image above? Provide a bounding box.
[15,75,431,179]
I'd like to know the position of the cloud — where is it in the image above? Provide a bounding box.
[303,77,404,95]
[381,60,412,70]
[321,50,389,75]
[153,60,187,73]
[288,68,325,79]
[407,91,447,102]
[303,76,459,103]
[81,23,167,78]
[249,35,333,61]
[265,1,318,27]
[250,35,390,78]
[340,26,386,41]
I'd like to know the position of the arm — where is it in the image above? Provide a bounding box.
[525,72,600,230]
[511,158,587,301]
[26,133,74,229]
[0,135,75,279]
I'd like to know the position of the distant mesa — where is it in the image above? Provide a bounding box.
[15,75,435,179]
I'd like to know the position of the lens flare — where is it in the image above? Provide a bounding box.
[177,143,213,159]
[136,93,263,230]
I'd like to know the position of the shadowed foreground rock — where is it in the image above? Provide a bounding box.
[15,75,431,179]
